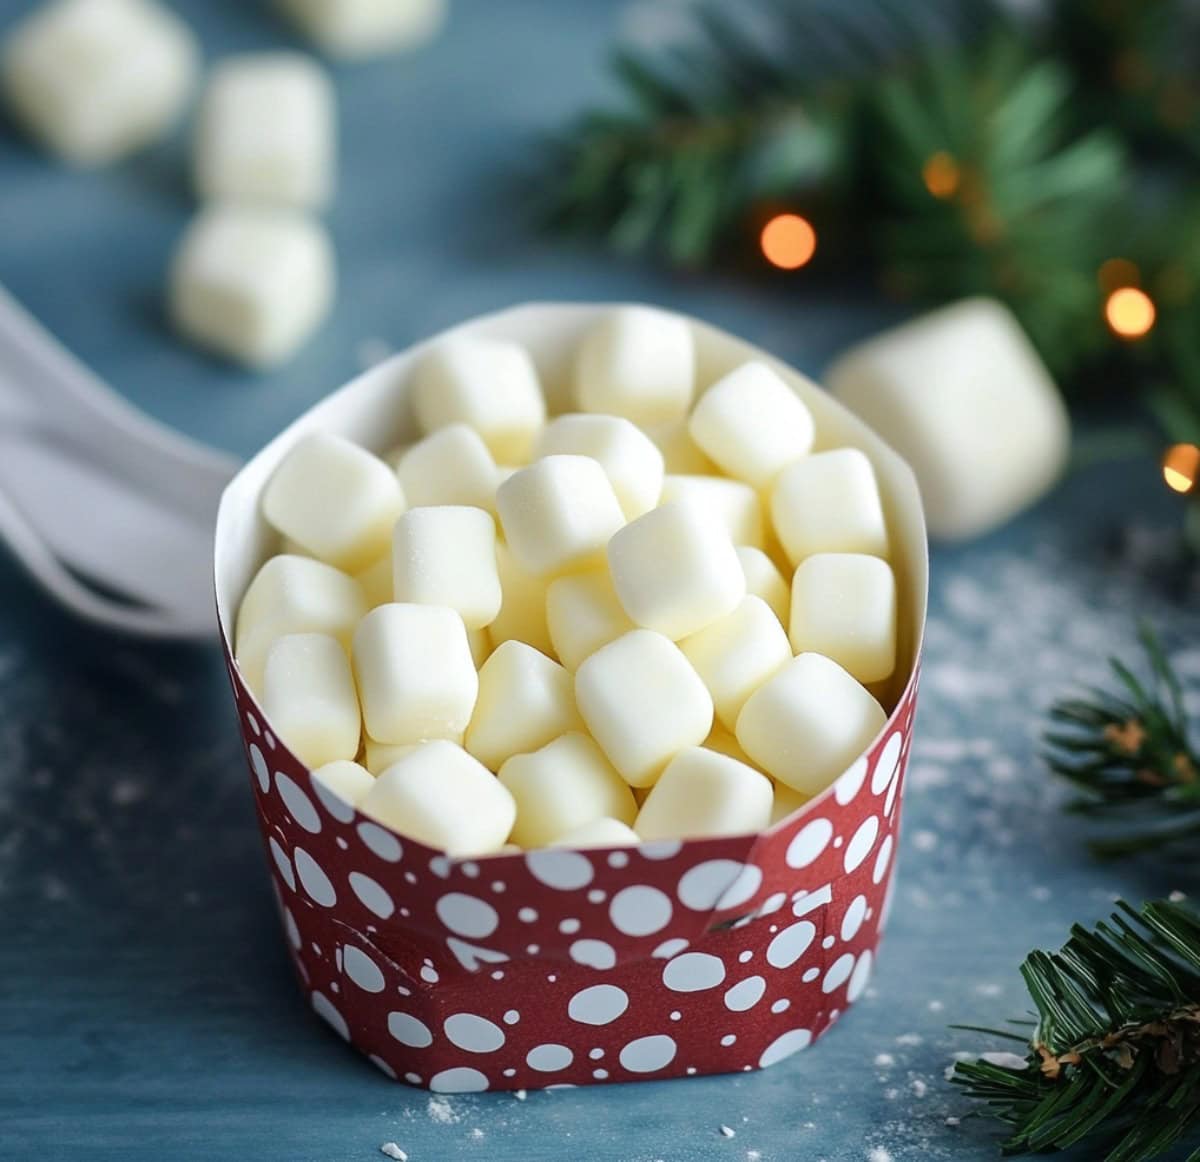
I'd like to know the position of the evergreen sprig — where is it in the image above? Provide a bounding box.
[1044,625,1199,859]
[869,38,1127,375]
[953,899,1200,1162]
[543,0,996,265]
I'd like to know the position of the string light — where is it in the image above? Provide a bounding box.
[922,151,960,199]
[1162,443,1199,495]
[1104,286,1156,338]
[760,214,817,270]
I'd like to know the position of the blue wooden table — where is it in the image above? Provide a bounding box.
[1,1,1197,1159]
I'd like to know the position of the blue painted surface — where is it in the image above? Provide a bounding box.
[0,2,1197,1160]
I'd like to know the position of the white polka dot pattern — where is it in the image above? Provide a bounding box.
[229,640,920,1092]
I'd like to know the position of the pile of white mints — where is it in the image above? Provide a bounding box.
[236,306,901,856]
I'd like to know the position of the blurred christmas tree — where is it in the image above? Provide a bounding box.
[544,0,1200,545]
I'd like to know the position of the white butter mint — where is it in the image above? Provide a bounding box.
[352,603,478,744]
[396,424,498,512]
[488,541,555,657]
[736,653,886,796]
[262,633,361,769]
[770,448,889,566]
[275,0,446,60]
[790,553,897,684]
[575,629,713,788]
[465,641,583,772]
[499,733,637,849]
[392,506,501,630]
[551,816,641,849]
[679,596,792,733]
[636,746,773,842]
[169,205,336,368]
[234,554,366,695]
[659,475,766,550]
[413,336,546,463]
[263,431,405,573]
[736,547,790,627]
[828,298,1070,541]
[363,738,423,776]
[312,760,375,809]
[608,499,745,641]
[1,0,198,166]
[497,455,625,577]
[535,414,665,520]
[194,52,335,210]
[688,362,815,489]
[545,568,634,672]
[576,306,695,426]
[360,740,515,857]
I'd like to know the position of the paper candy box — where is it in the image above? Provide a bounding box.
[213,303,928,1093]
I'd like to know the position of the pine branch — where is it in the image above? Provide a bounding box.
[542,0,998,265]
[953,898,1200,1161]
[868,36,1128,376]
[1044,625,1200,859]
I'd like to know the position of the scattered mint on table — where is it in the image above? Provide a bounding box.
[953,898,1200,1162]
[1045,624,1199,859]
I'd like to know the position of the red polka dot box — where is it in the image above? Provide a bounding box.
[214,304,929,1094]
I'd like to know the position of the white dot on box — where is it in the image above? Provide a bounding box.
[653,938,688,960]
[269,837,295,891]
[771,999,791,1013]
[833,755,868,804]
[294,848,336,907]
[873,836,894,885]
[249,743,270,793]
[587,889,607,904]
[872,732,903,795]
[841,895,868,941]
[492,881,506,893]
[785,818,833,868]
[721,1034,737,1047]
[357,821,403,862]
[619,1034,677,1074]
[343,946,385,993]
[436,892,500,939]
[640,839,682,860]
[821,936,835,949]
[461,862,480,878]
[559,918,581,935]
[593,1068,609,1079]
[429,1067,490,1093]
[738,951,753,963]
[403,1071,421,1085]
[518,907,538,923]
[758,1028,812,1069]
[610,885,673,936]
[723,976,766,1012]
[847,951,873,1002]
[527,1044,574,1072]
[526,849,594,890]
[802,967,819,983]
[676,859,744,911]
[662,952,726,993]
[822,953,857,994]
[503,1010,520,1025]
[388,1011,433,1048]
[570,939,616,970]
[766,921,816,969]
[844,817,880,873]
[444,1013,505,1053]
[568,984,629,1026]
[608,851,629,869]
[669,1011,681,1021]
[589,1047,604,1060]
[275,772,322,834]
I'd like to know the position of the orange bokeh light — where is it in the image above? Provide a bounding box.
[922,151,960,199]
[1163,443,1200,494]
[1105,286,1156,338]
[760,214,817,270]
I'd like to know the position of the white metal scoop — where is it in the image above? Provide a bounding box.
[0,283,240,638]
